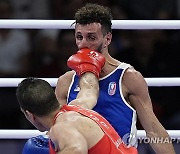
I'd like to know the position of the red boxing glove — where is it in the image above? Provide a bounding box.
[67,48,105,77]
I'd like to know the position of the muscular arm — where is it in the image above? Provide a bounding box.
[69,72,99,109]
[49,123,88,154]
[123,68,175,154]
[55,71,74,106]
[55,71,99,109]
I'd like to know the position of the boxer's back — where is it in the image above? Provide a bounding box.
[53,105,138,154]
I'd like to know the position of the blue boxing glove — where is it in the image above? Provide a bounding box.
[22,135,49,154]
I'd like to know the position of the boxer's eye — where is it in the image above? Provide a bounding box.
[76,35,83,40]
[87,35,96,41]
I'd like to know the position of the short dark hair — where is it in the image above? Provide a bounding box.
[74,3,112,34]
[16,77,59,117]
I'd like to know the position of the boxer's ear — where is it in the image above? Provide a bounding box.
[24,110,36,123]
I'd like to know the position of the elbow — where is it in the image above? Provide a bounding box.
[66,146,88,154]
[74,147,87,154]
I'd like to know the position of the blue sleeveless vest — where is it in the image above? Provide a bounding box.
[67,63,137,146]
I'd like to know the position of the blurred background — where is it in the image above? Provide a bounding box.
[0,0,180,153]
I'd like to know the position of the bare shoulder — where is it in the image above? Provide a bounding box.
[50,115,77,139]
[57,70,75,85]
[55,70,75,105]
[123,67,144,81]
[49,122,73,151]
[122,67,148,94]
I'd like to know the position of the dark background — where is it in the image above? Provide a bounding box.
[0,0,179,153]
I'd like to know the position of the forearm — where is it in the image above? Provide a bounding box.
[147,126,175,154]
[70,72,99,109]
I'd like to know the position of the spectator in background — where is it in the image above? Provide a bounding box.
[0,0,31,129]
[51,0,109,19]
[51,0,83,19]
[0,0,31,77]
[30,29,78,77]
[108,4,132,57]
[56,29,78,74]
[30,29,61,77]
[9,0,51,19]
[110,0,175,19]
[116,30,177,77]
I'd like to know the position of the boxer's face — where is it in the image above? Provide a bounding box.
[75,23,112,53]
